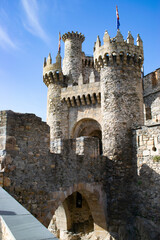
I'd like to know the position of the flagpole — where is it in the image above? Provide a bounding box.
[58,32,61,54]
[116,6,120,30]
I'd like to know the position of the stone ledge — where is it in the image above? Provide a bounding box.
[0,187,58,240]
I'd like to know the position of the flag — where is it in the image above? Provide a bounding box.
[58,32,61,53]
[116,6,120,30]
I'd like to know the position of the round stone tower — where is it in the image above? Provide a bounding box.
[43,52,63,145]
[94,30,144,170]
[62,31,85,84]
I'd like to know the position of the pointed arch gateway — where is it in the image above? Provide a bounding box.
[47,183,108,239]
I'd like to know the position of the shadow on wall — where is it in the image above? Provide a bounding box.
[105,162,160,240]
[46,183,108,239]
[137,163,160,223]
[126,163,160,240]
[1,111,160,240]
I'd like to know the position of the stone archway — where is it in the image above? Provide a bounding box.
[72,118,101,139]
[72,119,102,154]
[46,183,108,240]
[48,201,71,238]
[48,192,94,239]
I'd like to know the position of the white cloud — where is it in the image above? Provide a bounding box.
[21,0,49,43]
[0,25,17,49]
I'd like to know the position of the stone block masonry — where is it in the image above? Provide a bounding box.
[0,187,58,240]
[1,110,160,239]
[143,68,160,125]
[1,27,160,240]
[96,30,144,176]
[62,32,85,85]
[0,110,110,238]
[133,124,160,225]
[0,111,7,174]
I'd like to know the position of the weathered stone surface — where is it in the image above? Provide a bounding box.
[133,125,160,224]
[143,68,160,125]
[135,217,160,240]
[62,32,84,85]
[0,28,160,240]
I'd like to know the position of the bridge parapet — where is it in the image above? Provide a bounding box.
[0,187,58,240]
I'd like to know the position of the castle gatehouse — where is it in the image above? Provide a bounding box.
[0,30,160,240]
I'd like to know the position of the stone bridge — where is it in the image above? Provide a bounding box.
[0,111,110,239]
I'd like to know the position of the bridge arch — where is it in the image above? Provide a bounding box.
[46,183,108,239]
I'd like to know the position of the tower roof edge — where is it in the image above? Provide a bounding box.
[62,31,85,42]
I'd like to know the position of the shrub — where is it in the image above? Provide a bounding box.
[153,155,160,162]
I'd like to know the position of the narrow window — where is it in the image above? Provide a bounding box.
[105,53,109,65]
[76,192,82,208]
[127,53,131,64]
[146,107,152,120]
[112,52,116,63]
[120,52,124,63]
[152,72,158,87]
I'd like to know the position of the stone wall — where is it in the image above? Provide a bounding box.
[143,68,160,125]
[143,68,160,96]
[61,81,101,138]
[62,32,84,85]
[100,65,143,160]
[44,50,102,142]
[144,92,160,124]
[68,105,101,138]
[0,187,58,240]
[0,111,108,234]
[0,111,7,172]
[82,66,100,84]
[133,124,160,224]
[49,192,94,239]
[1,111,160,239]
[47,82,63,140]
[61,76,101,101]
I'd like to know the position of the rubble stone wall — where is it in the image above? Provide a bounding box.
[0,111,108,232]
[47,82,63,140]
[143,68,160,125]
[133,125,160,224]
[1,111,160,239]
[100,65,143,164]
[0,111,7,172]
[61,81,101,138]
[62,32,84,84]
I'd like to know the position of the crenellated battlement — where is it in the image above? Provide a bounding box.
[82,55,94,68]
[43,52,62,76]
[94,30,143,71]
[62,31,85,84]
[62,31,85,42]
[61,81,101,107]
[43,52,63,87]
[143,68,160,96]
[43,71,63,87]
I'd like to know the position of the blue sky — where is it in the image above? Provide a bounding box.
[0,0,159,121]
